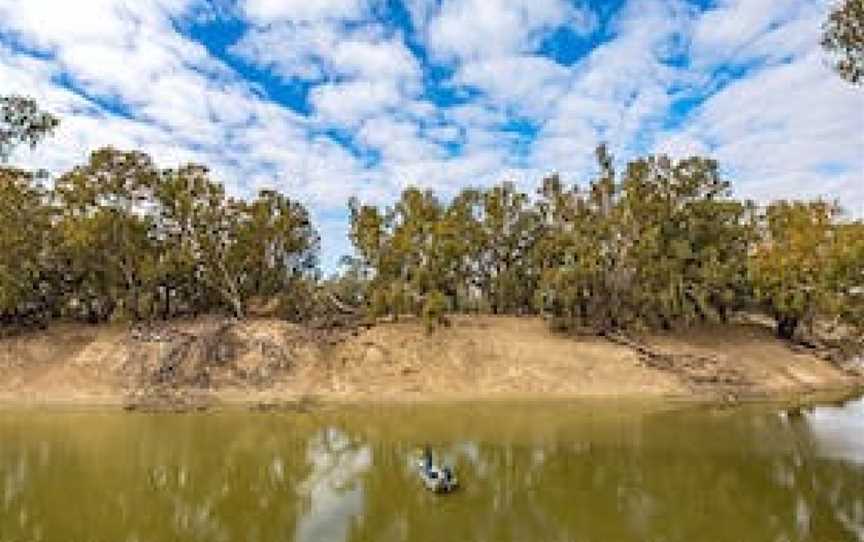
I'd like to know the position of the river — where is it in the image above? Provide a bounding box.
[1,395,862,542]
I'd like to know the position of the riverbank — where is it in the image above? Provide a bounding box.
[0,315,861,408]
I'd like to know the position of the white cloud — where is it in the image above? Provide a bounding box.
[452,55,570,118]
[421,0,595,62]
[232,7,424,131]
[230,23,332,81]
[689,0,812,68]
[423,124,462,145]
[0,0,188,48]
[232,22,422,83]
[242,0,367,23]
[529,0,693,177]
[233,24,424,126]
[330,34,421,82]
[652,0,863,212]
[655,51,863,206]
[444,103,508,130]
[357,116,442,162]
[310,80,406,126]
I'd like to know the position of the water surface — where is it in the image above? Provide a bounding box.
[1,396,863,542]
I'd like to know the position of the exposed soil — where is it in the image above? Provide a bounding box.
[0,315,860,409]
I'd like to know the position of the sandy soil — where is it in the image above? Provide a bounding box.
[0,315,860,406]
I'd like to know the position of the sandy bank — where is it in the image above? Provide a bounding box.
[0,315,860,407]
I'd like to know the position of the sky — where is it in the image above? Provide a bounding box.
[1,0,862,272]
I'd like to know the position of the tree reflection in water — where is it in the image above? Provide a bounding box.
[294,427,371,542]
[0,398,862,542]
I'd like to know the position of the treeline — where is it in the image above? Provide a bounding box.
[1,97,318,328]
[346,145,864,340]
[2,96,862,342]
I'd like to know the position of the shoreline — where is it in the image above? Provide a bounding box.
[1,315,861,410]
[0,381,861,408]
[0,383,864,414]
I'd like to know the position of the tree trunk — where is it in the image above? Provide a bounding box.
[660,315,672,331]
[87,300,99,325]
[230,297,244,319]
[162,286,171,321]
[215,261,244,319]
[718,304,728,325]
[777,315,798,340]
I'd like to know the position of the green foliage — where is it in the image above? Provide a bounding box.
[0,95,59,161]
[822,0,864,85]
[0,168,57,324]
[274,279,319,322]
[347,144,861,341]
[616,155,755,328]
[324,256,371,309]
[476,182,539,314]
[531,149,756,332]
[370,287,390,319]
[348,182,538,323]
[749,201,861,339]
[422,290,449,333]
[829,222,864,333]
[349,187,462,319]
[50,154,317,323]
[53,148,161,322]
[0,97,320,327]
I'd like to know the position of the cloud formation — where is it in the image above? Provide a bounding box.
[1,0,861,270]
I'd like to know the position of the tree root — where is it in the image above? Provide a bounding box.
[124,319,294,410]
[787,335,864,376]
[603,331,753,398]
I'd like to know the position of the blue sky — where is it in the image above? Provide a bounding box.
[1,0,861,272]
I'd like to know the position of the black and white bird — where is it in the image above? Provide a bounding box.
[417,446,458,493]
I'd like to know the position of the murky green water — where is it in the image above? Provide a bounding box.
[1,396,863,542]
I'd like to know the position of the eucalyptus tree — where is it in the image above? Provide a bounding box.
[475,182,539,314]
[749,201,842,339]
[391,187,450,298]
[152,164,225,318]
[618,155,755,328]
[231,189,320,310]
[828,220,864,333]
[155,166,319,319]
[0,96,59,325]
[0,167,57,324]
[822,0,864,84]
[0,95,59,161]
[533,145,630,331]
[348,183,539,320]
[53,147,161,322]
[349,188,439,318]
[443,188,484,311]
[532,173,584,324]
[533,146,757,333]
[349,195,391,317]
[1,95,326,328]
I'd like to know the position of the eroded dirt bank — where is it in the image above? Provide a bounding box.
[0,316,861,408]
